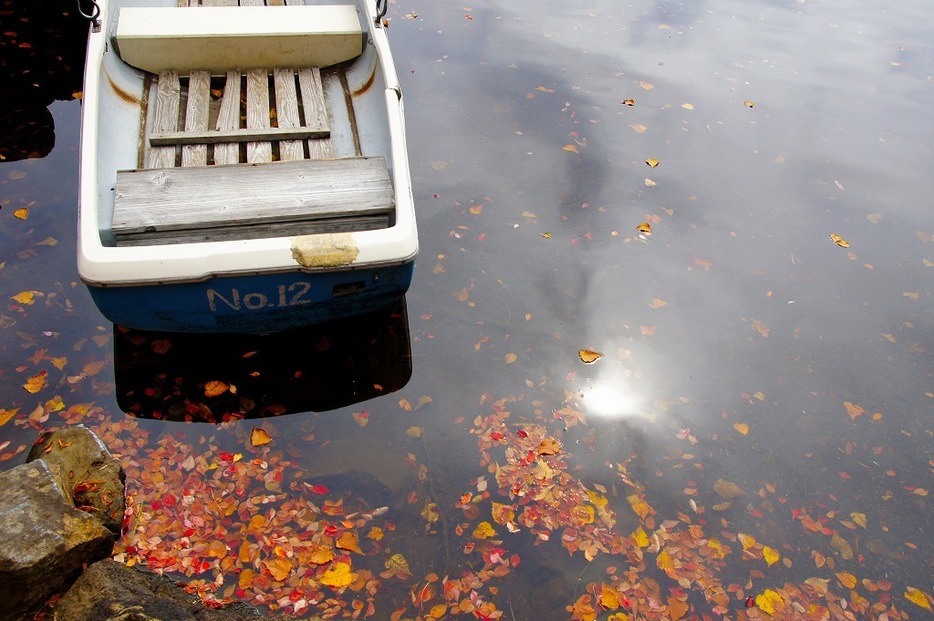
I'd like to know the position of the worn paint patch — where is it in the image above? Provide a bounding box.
[291,233,359,267]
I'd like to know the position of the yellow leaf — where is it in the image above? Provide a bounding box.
[836,572,857,589]
[429,604,448,619]
[469,204,483,215]
[608,615,630,621]
[645,158,659,168]
[250,428,271,446]
[204,380,229,397]
[656,549,674,570]
[336,531,363,554]
[12,291,39,305]
[579,349,603,364]
[843,401,864,420]
[829,233,850,248]
[51,357,67,370]
[627,494,652,519]
[632,526,650,547]
[733,422,750,435]
[505,352,518,363]
[563,144,579,153]
[850,512,867,529]
[681,103,694,110]
[744,100,755,108]
[600,585,620,610]
[762,546,780,566]
[738,533,757,550]
[473,521,496,539]
[0,408,19,426]
[238,568,256,589]
[264,558,292,581]
[320,561,355,588]
[636,222,652,235]
[755,589,783,615]
[406,425,423,438]
[45,396,65,412]
[367,527,384,541]
[23,371,47,394]
[490,501,515,525]
[13,208,28,220]
[905,587,932,611]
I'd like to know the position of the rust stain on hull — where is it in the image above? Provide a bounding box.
[351,64,377,97]
[107,72,141,106]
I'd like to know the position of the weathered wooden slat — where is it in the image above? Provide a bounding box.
[274,69,305,161]
[113,157,394,239]
[113,214,391,246]
[298,67,333,159]
[152,125,329,147]
[246,69,272,163]
[181,70,210,166]
[147,71,180,169]
[213,70,242,165]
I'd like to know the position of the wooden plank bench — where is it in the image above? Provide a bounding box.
[112,157,394,246]
[110,0,387,246]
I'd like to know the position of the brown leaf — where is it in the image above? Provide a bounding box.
[713,478,745,499]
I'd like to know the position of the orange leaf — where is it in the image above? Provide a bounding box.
[429,604,448,619]
[579,349,603,364]
[843,401,864,420]
[309,546,335,565]
[337,531,363,554]
[668,597,688,620]
[204,380,229,397]
[13,208,28,220]
[636,222,652,235]
[733,422,750,435]
[23,371,47,394]
[537,437,562,455]
[836,572,857,589]
[600,585,620,610]
[264,558,292,581]
[250,427,271,446]
[563,144,579,153]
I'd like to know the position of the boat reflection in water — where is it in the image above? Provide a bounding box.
[113,298,411,422]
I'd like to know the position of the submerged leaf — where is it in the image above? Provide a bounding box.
[713,478,745,499]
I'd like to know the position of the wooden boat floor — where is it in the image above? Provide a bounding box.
[113,0,391,247]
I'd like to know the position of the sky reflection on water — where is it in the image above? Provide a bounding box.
[1,0,932,618]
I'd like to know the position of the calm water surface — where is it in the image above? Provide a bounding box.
[1,0,931,619]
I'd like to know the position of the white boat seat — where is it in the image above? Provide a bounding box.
[111,157,394,246]
[114,5,366,74]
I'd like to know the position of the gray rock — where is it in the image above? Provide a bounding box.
[0,460,115,621]
[27,425,127,535]
[53,559,304,621]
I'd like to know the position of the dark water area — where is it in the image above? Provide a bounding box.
[1,0,932,619]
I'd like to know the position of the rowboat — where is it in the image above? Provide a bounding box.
[78,0,417,333]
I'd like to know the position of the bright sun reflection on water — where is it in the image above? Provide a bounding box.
[577,369,645,420]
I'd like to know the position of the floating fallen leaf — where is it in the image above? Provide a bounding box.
[755,589,783,615]
[644,177,657,187]
[336,531,363,554]
[645,158,659,168]
[320,561,355,588]
[537,437,562,455]
[13,208,28,220]
[668,597,688,620]
[352,410,369,427]
[429,604,448,619]
[850,512,867,529]
[744,100,755,108]
[762,546,780,566]
[630,123,647,133]
[0,408,18,426]
[504,352,517,363]
[656,549,674,570]
[600,586,620,610]
[636,222,652,235]
[469,204,483,215]
[403,12,418,18]
[406,426,423,438]
[12,291,39,305]
[733,422,750,435]
[264,558,292,582]
[640,81,654,90]
[23,370,47,394]
[309,546,335,565]
[250,428,271,447]
[621,98,635,106]
[805,577,830,596]
[632,527,650,547]
[563,144,579,153]
[472,521,496,539]
[829,233,850,248]
[681,103,694,110]
[540,232,552,239]
[203,380,228,397]
[579,349,603,364]
[713,478,745,499]
[905,587,933,611]
[836,572,858,589]
[649,298,668,309]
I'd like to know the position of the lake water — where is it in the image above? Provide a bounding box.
[1,0,931,619]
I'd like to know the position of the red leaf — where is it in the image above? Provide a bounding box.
[310,484,329,495]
